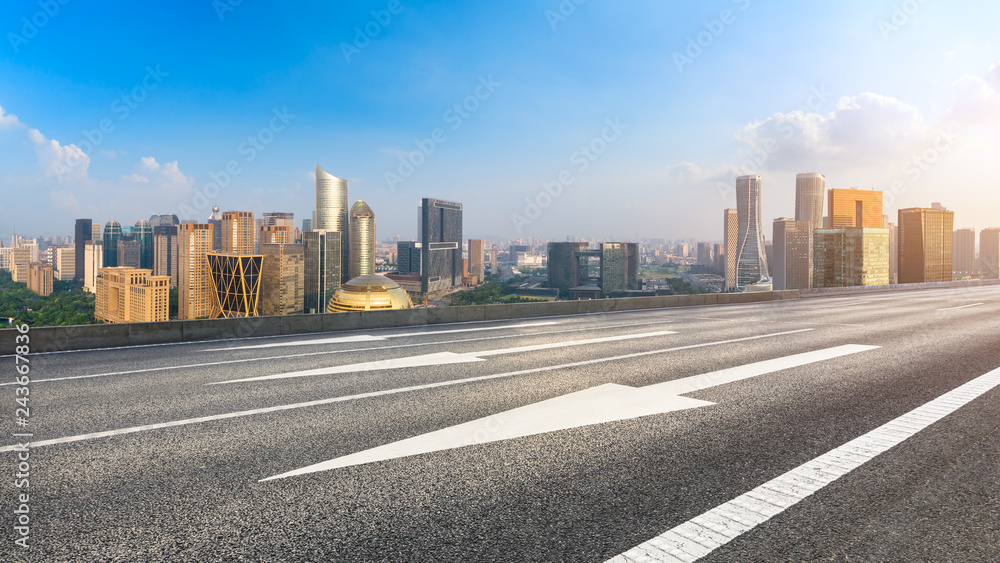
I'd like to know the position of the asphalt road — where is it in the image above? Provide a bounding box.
[3,286,1000,562]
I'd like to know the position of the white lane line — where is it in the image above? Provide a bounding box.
[0,320,672,387]
[609,366,1000,562]
[261,345,878,480]
[209,331,678,384]
[936,302,984,311]
[204,321,562,351]
[0,329,813,452]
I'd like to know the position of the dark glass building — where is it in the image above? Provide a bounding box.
[134,220,153,270]
[74,218,92,282]
[547,242,589,297]
[102,221,122,268]
[396,241,422,275]
[419,198,463,294]
[303,230,342,314]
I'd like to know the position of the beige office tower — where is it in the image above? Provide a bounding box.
[898,208,954,283]
[490,244,498,274]
[315,164,350,282]
[814,228,890,287]
[468,239,485,283]
[83,241,103,293]
[795,173,825,230]
[221,211,255,254]
[349,200,375,280]
[95,267,170,323]
[52,246,76,281]
[28,263,53,296]
[178,222,215,320]
[952,228,976,277]
[980,228,1000,279]
[10,247,31,283]
[772,218,812,291]
[828,188,883,229]
[260,243,305,316]
[260,225,291,245]
[723,208,738,290]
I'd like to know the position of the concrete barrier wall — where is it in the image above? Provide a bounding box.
[1,290,799,354]
[799,278,1000,297]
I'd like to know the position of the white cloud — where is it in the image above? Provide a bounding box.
[0,105,23,129]
[140,156,160,171]
[734,93,938,172]
[946,61,1000,127]
[101,149,118,158]
[131,156,193,194]
[122,173,150,183]
[28,128,90,181]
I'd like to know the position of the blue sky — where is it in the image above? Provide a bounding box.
[2,0,1000,243]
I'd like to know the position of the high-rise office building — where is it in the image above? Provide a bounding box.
[260,225,291,245]
[600,242,639,294]
[149,214,180,228]
[490,244,498,274]
[10,247,31,283]
[898,207,954,283]
[980,228,1000,279]
[349,200,376,280]
[396,241,422,276]
[814,227,890,287]
[547,242,590,296]
[772,218,813,291]
[153,225,179,287]
[117,237,141,268]
[178,222,215,320]
[208,206,223,251]
[27,262,53,296]
[468,239,485,283]
[83,240,103,293]
[735,176,768,289]
[795,173,825,230]
[713,243,724,275]
[952,228,976,277]
[315,164,350,282]
[302,219,313,234]
[419,198,463,294]
[95,267,170,323]
[52,246,75,281]
[134,220,153,270]
[724,208,738,290]
[263,212,296,244]
[828,188,883,229]
[74,218,92,282]
[221,211,255,254]
[260,243,305,316]
[103,221,122,268]
[207,252,263,318]
[696,242,712,267]
[303,230,342,313]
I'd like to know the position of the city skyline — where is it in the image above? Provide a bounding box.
[2,2,1000,242]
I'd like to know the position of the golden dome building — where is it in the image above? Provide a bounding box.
[326,274,414,312]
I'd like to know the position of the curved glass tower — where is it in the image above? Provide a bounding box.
[735,175,768,289]
[103,221,122,268]
[349,200,375,280]
[315,164,349,281]
[134,219,153,270]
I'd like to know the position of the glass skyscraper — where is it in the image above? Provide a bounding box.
[419,198,463,294]
[735,175,768,289]
[134,219,153,270]
[315,164,350,282]
[349,200,375,280]
[102,221,122,268]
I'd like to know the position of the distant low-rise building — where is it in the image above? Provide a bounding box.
[28,262,53,296]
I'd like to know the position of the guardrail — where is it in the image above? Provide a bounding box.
[0,290,800,353]
[799,278,1000,297]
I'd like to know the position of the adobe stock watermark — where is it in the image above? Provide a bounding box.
[214,0,244,22]
[715,84,833,203]
[52,65,169,179]
[341,0,404,63]
[384,74,501,192]
[545,0,587,31]
[879,0,930,40]
[178,107,296,218]
[673,0,751,73]
[883,127,957,207]
[7,0,71,54]
[512,117,628,234]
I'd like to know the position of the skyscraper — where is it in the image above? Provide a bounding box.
[134,220,153,270]
[315,164,350,282]
[83,240,103,293]
[600,242,639,294]
[74,218,92,283]
[208,206,223,251]
[772,218,812,291]
[261,243,305,316]
[52,246,75,281]
[396,241,421,275]
[153,224,179,287]
[419,198,463,294]
[828,188,883,229]
[103,221,122,268]
[207,253,263,318]
[795,173,825,230]
[303,230,342,313]
[724,208,738,290]
[814,227,890,287]
[260,225,291,245]
[980,228,1000,279]
[349,200,375,280]
[952,228,976,276]
[221,211,255,254]
[696,242,712,267]
[468,239,485,283]
[178,222,215,320]
[547,242,589,296]
[490,244,498,274]
[735,176,768,289]
[898,207,954,283]
[117,237,141,268]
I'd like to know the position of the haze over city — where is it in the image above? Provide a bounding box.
[3,0,1000,243]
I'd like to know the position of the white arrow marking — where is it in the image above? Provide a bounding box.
[936,302,984,311]
[261,344,879,481]
[210,330,678,385]
[206,321,562,351]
